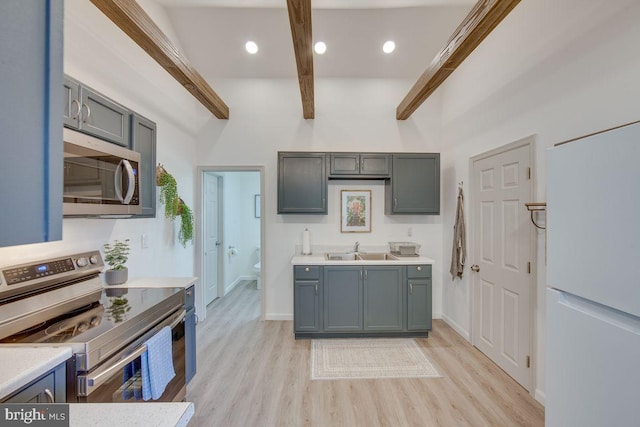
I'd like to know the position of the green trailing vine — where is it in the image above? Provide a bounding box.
[156,164,194,246]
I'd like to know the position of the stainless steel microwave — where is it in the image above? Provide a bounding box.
[63,128,141,216]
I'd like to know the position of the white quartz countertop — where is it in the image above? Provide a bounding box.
[291,254,435,266]
[69,402,194,427]
[106,277,198,289]
[0,347,72,400]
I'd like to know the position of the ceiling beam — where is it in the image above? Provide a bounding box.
[396,0,520,120]
[287,0,314,119]
[90,0,229,119]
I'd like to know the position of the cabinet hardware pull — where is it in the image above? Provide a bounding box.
[394,198,398,208]
[304,267,310,272]
[70,99,81,120]
[186,290,193,296]
[44,389,54,403]
[365,270,368,280]
[410,283,413,295]
[315,283,318,296]
[81,103,91,123]
[360,270,363,279]
[417,266,422,271]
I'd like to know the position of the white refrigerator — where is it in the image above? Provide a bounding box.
[546,121,640,427]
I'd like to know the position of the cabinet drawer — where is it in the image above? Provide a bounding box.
[407,265,431,279]
[185,285,195,311]
[295,266,320,280]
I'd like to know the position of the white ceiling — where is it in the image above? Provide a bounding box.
[160,2,474,79]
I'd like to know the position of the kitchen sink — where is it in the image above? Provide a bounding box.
[325,252,359,261]
[357,252,399,261]
[324,252,399,261]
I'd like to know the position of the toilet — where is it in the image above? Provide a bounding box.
[253,247,261,289]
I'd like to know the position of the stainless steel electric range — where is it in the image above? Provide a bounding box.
[0,251,186,403]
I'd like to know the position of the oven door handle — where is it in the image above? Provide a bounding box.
[81,309,185,393]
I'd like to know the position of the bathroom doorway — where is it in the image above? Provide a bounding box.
[197,166,265,321]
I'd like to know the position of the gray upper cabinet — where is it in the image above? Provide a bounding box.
[278,152,327,214]
[363,266,404,331]
[64,75,131,147]
[329,153,390,178]
[0,0,63,247]
[386,154,440,214]
[130,113,157,217]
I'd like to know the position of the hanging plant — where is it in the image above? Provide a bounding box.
[156,164,179,219]
[178,200,194,247]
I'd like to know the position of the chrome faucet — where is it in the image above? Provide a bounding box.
[354,241,360,253]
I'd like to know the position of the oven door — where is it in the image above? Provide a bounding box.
[74,308,186,403]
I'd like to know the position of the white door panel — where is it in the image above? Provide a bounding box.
[204,173,220,305]
[472,142,532,390]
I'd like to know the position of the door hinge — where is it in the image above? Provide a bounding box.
[526,355,531,368]
[527,262,531,274]
[528,167,531,180]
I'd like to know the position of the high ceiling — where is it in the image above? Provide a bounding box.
[159,1,474,79]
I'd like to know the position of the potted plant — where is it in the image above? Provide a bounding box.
[156,164,180,219]
[103,239,130,285]
[178,200,194,247]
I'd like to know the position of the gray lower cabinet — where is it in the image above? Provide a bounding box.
[294,266,322,332]
[407,265,432,331]
[364,266,404,331]
[294,264,431,338]
[278,152,327,214]
[386,154,440,214]
[130,113,157,217]
[323,266,363,331]
[64,75,131,147]
[2,362,66,403]
[0,0,63,247]
[185,285,197,384]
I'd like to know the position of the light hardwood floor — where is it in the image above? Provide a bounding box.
[186,281,544,426]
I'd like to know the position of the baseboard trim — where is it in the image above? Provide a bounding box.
[534,389,546,406]
[224,275,257,296]
[441,313,471,342]
[265,313,293,321]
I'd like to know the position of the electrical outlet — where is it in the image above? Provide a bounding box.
[407,227,413,237]
[141,233,149,249]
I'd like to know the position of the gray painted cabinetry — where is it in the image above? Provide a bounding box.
[386,154,440,214]
[278,153,327,214]
[185,285,197,384]
[63,75,131,147]
[294,263,431,338]
[131,113,157,217]
[329,153,390,177]
[2,362,66,403]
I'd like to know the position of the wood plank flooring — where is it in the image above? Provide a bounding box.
[186,281,544,426]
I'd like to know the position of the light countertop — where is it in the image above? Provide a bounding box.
[69,402,194,427]
[291,254,435,266]
[0,347,72,400]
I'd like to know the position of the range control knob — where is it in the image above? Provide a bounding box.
[76,257,89,267]
[89,255,100,265]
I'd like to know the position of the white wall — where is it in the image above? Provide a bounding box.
[438,0,640,403]
[0,1,206,277]
[196,78,443,320]
[219,171,260,293]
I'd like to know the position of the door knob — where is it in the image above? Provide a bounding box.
[471,264,480,272]
[215,241,221,246]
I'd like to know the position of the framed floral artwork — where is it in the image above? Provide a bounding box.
[341,190,371,233]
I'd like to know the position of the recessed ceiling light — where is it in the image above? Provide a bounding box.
[245,41,258,54]
[383,41,396,54]
[314,41,327,55]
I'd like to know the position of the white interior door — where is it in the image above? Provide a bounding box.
[471,142,532,390]
[204,173,220,305]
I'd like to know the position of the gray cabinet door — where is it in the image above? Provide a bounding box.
[387,154,440,214]
[63,76,81,128]
[329,153,360,175]
[79,86,130,147]
[363,266,404,331]
[407,279,432,331]
[329,153,390,177]
[323,266,363,331]
[131,113,157,217]
[185,285,196,384]
[278,152,327,214]
[0,0,63,247]
[360,154,390,176]
[294,280,321,332]
[3,363,66,403]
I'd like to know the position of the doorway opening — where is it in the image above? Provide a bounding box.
[197,166,265,322]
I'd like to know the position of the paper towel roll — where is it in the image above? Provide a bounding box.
[302,228,311,255]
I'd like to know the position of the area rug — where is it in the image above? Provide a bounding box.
[310,338,441,380]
